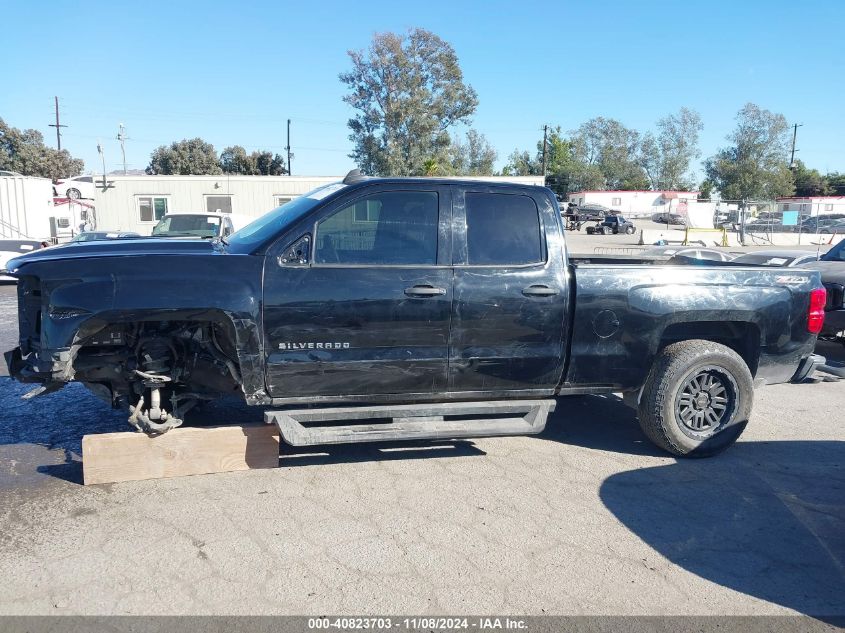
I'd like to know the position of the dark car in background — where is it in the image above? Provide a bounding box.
[655,213,687,225]
[586,215,636,235]
[800,214,845,234]
[803,239,845,343]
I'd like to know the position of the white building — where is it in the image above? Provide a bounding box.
[567,190,700,218]
[93,174,545,235]
[776,196,845,217]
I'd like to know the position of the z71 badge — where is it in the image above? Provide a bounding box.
[278,342,351,350]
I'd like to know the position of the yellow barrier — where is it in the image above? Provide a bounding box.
[683,227,729,247]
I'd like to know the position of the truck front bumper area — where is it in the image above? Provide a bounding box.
[4,346,72,384]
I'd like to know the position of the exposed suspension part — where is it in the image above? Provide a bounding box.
[128,338,184,435]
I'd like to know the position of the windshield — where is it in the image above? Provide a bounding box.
[152,215,221,238]
[822,240,845,262]
[226,183,346,251]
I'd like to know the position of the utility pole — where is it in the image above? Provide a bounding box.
[97,140,107,187]
[790,123,802,168]
[286,119,292,176]
[541,124,548,179]
[117,123,127,175]
[49,96,67,150]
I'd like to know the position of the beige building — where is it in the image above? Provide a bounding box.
[92,174,545,235]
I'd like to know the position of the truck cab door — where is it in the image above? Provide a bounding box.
[262,185,453,399]
[448,186,570,393]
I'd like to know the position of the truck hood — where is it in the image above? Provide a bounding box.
[802,260,845,285]
[6,238,219,273]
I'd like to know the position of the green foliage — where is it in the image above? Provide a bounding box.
[704,103,795,200]
[698,179,714,200]
[340,28,479,176]
[639,108,703,190]
[571,117,649,190]
[219,146,287,175]
[449,129,497,176]
[791,160,832,197]
[0,117,84,179]
[147,138,222,175]
[502,149,540,177]
[825,172,845,196]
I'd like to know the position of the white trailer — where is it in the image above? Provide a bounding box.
[0,175,74,242]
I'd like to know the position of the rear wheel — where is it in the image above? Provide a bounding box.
[637,339,753,457]
[67,187,81,200]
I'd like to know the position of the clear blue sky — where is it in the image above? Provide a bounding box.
[3,0,843,179]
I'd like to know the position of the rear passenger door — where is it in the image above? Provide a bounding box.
[448,186,570,393]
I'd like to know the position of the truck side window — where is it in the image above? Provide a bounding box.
[465,193,542,265]
[315,191,438,265]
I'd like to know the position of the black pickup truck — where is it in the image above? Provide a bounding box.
[3,172,828,457]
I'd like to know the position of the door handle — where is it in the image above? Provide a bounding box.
[404,284,446,297]
[522,284,559,297]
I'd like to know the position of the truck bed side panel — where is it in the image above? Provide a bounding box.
[563,265,819,390]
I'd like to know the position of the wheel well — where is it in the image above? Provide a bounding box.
[658,321,760,377]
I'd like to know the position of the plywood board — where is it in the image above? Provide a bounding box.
[82,424,280,485]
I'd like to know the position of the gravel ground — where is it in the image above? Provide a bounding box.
[0,273,843,617]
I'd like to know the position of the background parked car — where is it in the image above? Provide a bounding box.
[586,215,636,235]
[731,250,819,267]
[641,246,734,263]
[0,170,24,177]
[799,215,845,233]
[151,212,235,239]
[818,220,845,234]
[0,239,43,281]
[801,239,845,343]
[655,213,687,225]
[53,175,96,200]
[575,204,611,222]
[69,231,142,243]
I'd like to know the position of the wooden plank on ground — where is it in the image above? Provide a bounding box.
[82,424,280,485]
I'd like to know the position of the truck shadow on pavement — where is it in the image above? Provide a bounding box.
[550,394,844,619]
[599,439,845,619]
[546,394,845,618]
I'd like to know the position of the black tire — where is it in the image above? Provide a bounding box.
[67,188,81,200]
[625,225,635,235]
[637,339,753,457]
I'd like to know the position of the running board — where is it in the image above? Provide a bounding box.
[264,400,556,447]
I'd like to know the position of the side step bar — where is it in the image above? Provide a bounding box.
[264,400,556,447]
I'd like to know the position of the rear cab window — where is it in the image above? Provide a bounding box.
[463,191,544,266]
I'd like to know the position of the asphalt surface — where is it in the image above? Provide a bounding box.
[0,266,843,616]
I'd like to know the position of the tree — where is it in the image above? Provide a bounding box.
[219,146,287,175]
[698,179,714,200]
[219,145,257,174]
[340,28,479,176]
[147,138,222,175]
[449,129,497,176]
[253,151,287,176]
[0,117,84,179]
[704,103,795,200]
[570,117,648,190]
[825,172,845,196]
[502,149,541,176]
[639,108,703,190]
[791,160,832,197]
